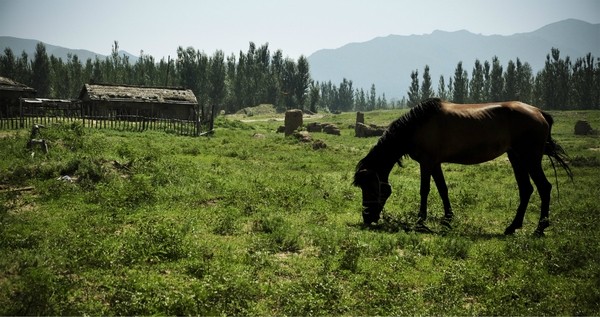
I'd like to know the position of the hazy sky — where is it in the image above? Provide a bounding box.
[1,0,599,60]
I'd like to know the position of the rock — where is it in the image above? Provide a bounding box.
[356,112,365,124]
[574,120,593,135]
[293,131,312,143]
[322,123,341,136]
[355,122,386,137]
[306,122,323,132]
[312,139,327,150]
[285,109,303,136]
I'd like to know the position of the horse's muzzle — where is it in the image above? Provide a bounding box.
[362,207,382,225]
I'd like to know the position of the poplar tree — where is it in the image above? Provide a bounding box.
[489,56,504,101]
[452,62,468,103]
[0,48,16,79]
[437,75,447,100]
[407,70,420,107]
[515,58,534,104]
[470,59,485,102]
[368,84,376,111]
[421,65,433,100]
[31,42,51,97]
[570,53,595,109]
[208,50,226,112]
[295,55,310,109]
[503,60,518,101]
[541,48,571,109]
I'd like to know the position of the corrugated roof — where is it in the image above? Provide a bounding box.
[80,83,197,105]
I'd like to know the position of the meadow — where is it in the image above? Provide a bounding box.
[1,109,599,315]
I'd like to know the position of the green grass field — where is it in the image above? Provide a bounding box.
[1,110,599,315]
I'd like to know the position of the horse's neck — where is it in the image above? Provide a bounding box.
[369,142,403,180]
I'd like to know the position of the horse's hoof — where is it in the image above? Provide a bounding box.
[504,226,516,235]
[441,218,453,229]
[415,222,434,233]
[533,229,546,237]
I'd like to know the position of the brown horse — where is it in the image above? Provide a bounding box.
[353,98,572,236]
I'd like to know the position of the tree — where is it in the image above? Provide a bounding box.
[295,55,310,109]
[308,81,320,113]
[50,55,70,98]
[421,65,433,100]
[571,53,596,109]
[368,84,376,111]
[208,50,226,113]
[0,47,16,79]
[407,70,420,107]
[176,46,208,107]
[31,42,51,97]
[446,77,454,102]
[515,58,534,104]
[452,61,468,103]
[483,60,491,102]
[503,60,518,101]
[281,58,297,109]
[541,48,571,109]
[437,75,448,100]
[470,59,485,102]
[489,56,504,101]
[337,78,354,111]
[355,88,366,112]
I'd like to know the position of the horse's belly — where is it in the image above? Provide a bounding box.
[445,143,508,165]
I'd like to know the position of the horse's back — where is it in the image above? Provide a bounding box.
[411,101,549,164]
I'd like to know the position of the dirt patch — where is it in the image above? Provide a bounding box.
[0,131,19,138]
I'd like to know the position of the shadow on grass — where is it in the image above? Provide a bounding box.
[347,213,508,241]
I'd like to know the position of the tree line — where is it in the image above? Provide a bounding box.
[2,42,598,112]
[407,48,600,110]
[0,41,395,114]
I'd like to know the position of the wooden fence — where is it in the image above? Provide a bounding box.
[0,98,210,136]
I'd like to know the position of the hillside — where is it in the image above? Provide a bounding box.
[0,36,138,63]
[307,19,600,99]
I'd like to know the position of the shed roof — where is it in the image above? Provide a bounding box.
[79,83,197,105]
[0,76,36,93]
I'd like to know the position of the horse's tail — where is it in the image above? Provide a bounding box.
[542,111,573,183]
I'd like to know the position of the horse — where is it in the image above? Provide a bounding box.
[353,98,572,236]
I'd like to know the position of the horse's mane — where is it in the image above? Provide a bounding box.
[353,98,443,185]
[383,98,443,144]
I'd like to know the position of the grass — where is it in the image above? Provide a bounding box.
[1,110,599,315]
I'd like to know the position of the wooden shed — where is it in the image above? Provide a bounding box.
[78,83,198,120]
[0,76,36,118]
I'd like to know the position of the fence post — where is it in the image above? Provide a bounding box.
[19,98,23,128]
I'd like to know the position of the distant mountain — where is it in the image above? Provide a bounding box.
[0,36,139,63]
[307,19,600,100]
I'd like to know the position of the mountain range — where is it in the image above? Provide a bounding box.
[1,19,599,99]
[307,19,600,99]
[0,36,139,64]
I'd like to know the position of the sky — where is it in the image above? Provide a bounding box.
[1,0,599,60]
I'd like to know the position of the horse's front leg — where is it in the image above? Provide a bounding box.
[416,165,433,232]
[432,165,453,228]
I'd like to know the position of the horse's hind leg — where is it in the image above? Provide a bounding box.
[505,151,534,235]
[432,165,453,228]
[529,162,552,236]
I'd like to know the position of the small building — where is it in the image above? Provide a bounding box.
[0,76,36,118]
[78,83,198,120]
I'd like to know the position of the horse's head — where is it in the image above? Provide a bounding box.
[353,169,392,225]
